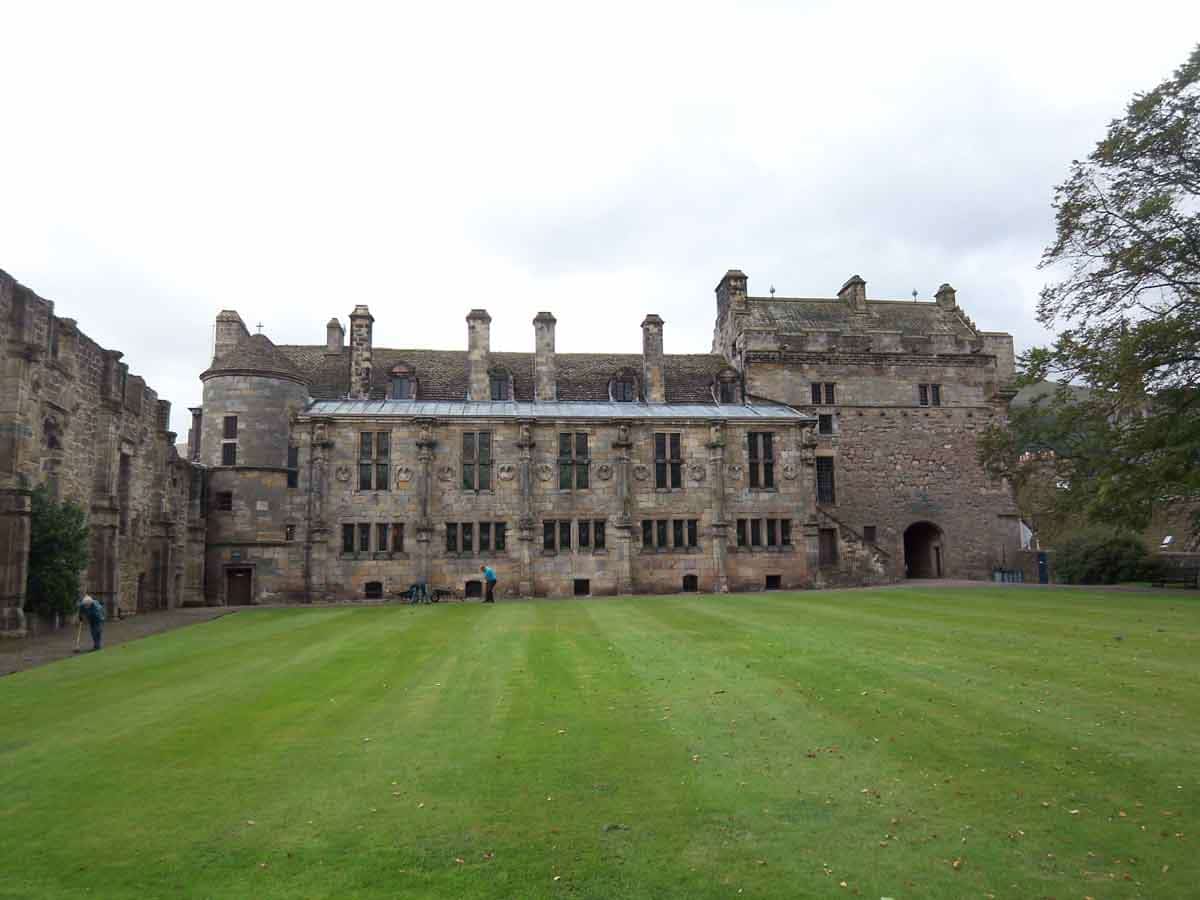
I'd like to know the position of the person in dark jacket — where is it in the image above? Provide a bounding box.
[78,594,105,651]
[480,565,497,603]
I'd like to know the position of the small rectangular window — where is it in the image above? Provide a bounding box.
[359,431,389,490]
[285,524,296,542]
[654,432,682,489]
[462,431,492,491]
[736,519,747,547]
[490,376,510,400]
[931,384,942,406]
[780,519,792,546]
[393,523,405,553]
[558,432,590,490]
[342,523,355,553]
[811,383,822,405]
[656,519,668,548]
[287,445,299,488]
[686,519,697,548]
[719,381,736,404]
[751,519,762,547]
[766,519,778,547]
[223,416,238,439]
[358,523,370,553]
[863,525,877,545]
[672,519,684,548]
[544,521,556,551]
[447,523,459,553]
[748,432,775,489]
[222,443,237,466]
[918,383,930,406]
[593,520,605,550]
[578,520,591,548]
[479,522,491,552]
[816,457,836,504]
[559,520,571,551]
[376,523,389,552]
[494,522,506,551]
[216,491,233,511]
[818,414,833,435]
[462,522,474,554]
[824,383,836,405]
[642,519,653,547]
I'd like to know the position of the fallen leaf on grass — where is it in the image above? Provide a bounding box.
[951,858,962,871]
[246,820,256,826]
[454,858,465,865]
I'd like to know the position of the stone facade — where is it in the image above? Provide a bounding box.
[0,270,206,636]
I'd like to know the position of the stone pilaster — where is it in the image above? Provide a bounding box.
[613,422,634,594]
[517,420,535,596]
[708,421,729,593]
[415,419,436,586]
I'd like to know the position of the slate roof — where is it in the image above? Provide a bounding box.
[745,296,976,338]
[201,334,307,382]
[305,400,809,421]
[275,345,734,403]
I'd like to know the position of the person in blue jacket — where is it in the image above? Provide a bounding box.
[480,565,497,603]
[78,594,106,651]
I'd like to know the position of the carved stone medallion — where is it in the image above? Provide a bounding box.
[497,463,516,481]
[437,465,455,483]
[633,463,650,481]
[783,462,798,480]
[536,462,554,482]
[725,463,744,481]
[394,464,413,486]
[688,463,707,483]
[335,465,351,483]
[595,462,614,481]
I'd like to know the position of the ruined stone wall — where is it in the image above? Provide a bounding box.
[0,271,205,633]
[744,356,1020,579]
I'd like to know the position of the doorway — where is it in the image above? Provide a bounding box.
[903,522,944,578]
[225,567,254,605]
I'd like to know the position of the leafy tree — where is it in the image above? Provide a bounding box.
[24,485,90,620]
[981,45,1200,540]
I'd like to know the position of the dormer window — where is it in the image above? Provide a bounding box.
[716,369,740,404]
[490,374,511,400]
[610,369,639,402]
[390,364,416,400]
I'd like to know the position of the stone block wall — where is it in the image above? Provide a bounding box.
[0,270,206,633]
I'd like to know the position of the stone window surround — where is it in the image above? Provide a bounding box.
[746,431,776,490]
[446,521,507,556]
[557,430,590,490]
[340,521,408,557]
[461,430,493,492]
[358,431,390,492]
[653,431,683,490]
[542,519,606,555]
[917,383,943,407]
[815,455,836,505]
[640,518,700,553]
[733,517,793,551]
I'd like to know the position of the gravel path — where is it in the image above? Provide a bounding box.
[1,607,236,677]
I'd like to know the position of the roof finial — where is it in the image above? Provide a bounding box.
[256,321,264,333]
[769,285,776,297]
[911,289,918,303]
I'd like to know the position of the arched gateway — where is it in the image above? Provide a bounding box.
[903,522,944,578]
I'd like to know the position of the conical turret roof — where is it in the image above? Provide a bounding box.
[201,333,308,384]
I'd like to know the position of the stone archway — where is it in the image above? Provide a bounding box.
[904,522,944,578]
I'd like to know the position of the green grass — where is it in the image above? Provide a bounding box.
[2,588,1198,899]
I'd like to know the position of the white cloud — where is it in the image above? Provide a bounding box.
[2,0,1197,433]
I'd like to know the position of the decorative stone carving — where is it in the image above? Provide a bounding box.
[783,463,798,480]
[633,463,650,481]
[335,465,351,483]
[536,462,554,482]
[688,463,707,483]
[437,465,455,483]
[595,462,614,481]
[498,463,516,482]
[519,423,532,447]
[394,465,413,486]
[616,423,631,445]
[726,463,744,481]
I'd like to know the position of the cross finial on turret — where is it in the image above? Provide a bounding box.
[256,322,264,333]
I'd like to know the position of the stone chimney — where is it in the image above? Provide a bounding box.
[349,305,374,399]
[214,310,250,361]
[466,309,492,401]
[188,407,202,461]
[533,311,557,401]
[935,283,957,309]
[641,314,665,404]
[326,318,344,353]
[716,269,748,318]
[838,275,868,313]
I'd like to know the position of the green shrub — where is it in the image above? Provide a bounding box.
[24,485,90,619]
[1054,528,1147,585]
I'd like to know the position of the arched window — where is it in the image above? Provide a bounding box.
[390,364,416,400]
[609,369,639,402]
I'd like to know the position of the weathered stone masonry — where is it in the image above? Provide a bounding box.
[0,270,206,636]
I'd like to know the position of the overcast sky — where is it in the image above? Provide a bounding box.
[3,1,1198,435]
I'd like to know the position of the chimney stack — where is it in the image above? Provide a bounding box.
[935,283,957,309]
[214,310,250,361]
[533,312,557,401]
[466,309,492,401]
[348,305,374,399]
[641,314,665,404]
[838,275,868,313]
[715,269,748,318]
[326,318,344,353]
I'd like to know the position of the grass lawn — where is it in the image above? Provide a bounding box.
[2,587,1198,899]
